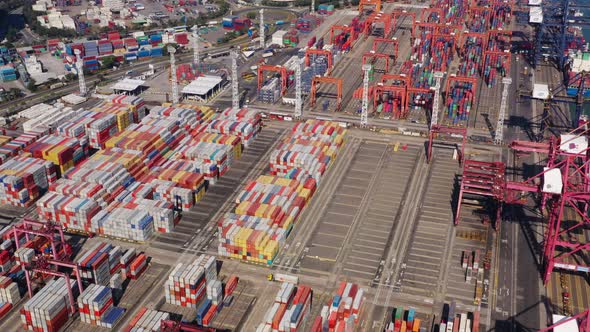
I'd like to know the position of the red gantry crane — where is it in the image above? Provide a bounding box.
[13,218,72,261]
[310,76,343,111]
[257,65,288,96]
[372,37,399,60]
[329,25,358,49]
[392,10,416,36]
[358,0,381,12]
[455,127,590,284]
[362,51,392,73]
[304,48,334,74]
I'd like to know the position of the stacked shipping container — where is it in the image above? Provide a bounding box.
[256,282,313,332]
[218,120,345,265]
[20,277,79,332]
[315,282,365,331]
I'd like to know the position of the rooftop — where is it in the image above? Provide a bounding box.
[111,78,146,91]
[181,75,224,95]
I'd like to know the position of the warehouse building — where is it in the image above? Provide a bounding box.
[181,75,226,102]
[112,78,147,95]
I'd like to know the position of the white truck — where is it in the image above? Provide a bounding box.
[267,273,298,285]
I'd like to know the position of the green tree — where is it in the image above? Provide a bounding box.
[5,27,17,43]
[246,12,256,20]
[26,78,37,92]
[100,55,117,70]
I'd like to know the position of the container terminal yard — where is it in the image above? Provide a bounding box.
[0,0,589,331]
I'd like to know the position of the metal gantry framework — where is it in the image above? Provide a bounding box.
[13,218,71,261]
[74,49,87,96]
[304,49,334,73]
[427,125,467,164]
[295,58,303,119]
[494,77,512,145]
[192,29,200,67]
[23,256,84,314]
[531,0,590,71]
[538,308,590,332]
[259,9,265,50]
[231,50,239,110]
[358,0,381,12]
[361,64,372,127]
[430,72,444,129]
[168,46,179,104]
[310,76,343,111]
[372,37,398,60]
[257,65,288,96]
[362,51,391,73]
[456,128,590,284]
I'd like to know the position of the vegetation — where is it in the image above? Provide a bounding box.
[26,78,37,92]
[100,55,117,70]
[246,12,257,20]
[0,88,24,102]
[166,0,229,28]
[261,0,289,7]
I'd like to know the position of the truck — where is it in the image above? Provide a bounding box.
[267,273,298,284]
[262,50,274,58]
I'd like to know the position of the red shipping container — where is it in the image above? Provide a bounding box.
[311,316,322,332]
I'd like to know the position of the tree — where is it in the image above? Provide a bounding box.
[5,27,17,43]
[246,12,256,20]
[26,79,37,92]
[100,55,117,70]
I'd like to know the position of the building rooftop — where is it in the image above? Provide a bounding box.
[181,75,223,95]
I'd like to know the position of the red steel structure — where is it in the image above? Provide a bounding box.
[412,22,438,38]
[381,73,410,86]
[455,128,590,284]
[304,49,334,73]
[257,65,288,96]
[373,84,407,118]
[392,10,416,36]
[420,8,445,24]
[458,32,488,53]
[445,76,478,102]
[310,76,343,111]
[329,25,357,48]
[405,86,434,113]
[13,218,72,261]
[364,12,393,37]
[362,51,392,73]
[427,125,467,165]
[23,256,84,314]
[538,308,590,332]
[483,49,511,75]
[358,0,381,12]
[372,37,399,60]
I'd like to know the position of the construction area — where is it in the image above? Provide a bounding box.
[0,0,589,330]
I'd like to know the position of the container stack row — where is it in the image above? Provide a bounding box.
[385,307,423,332]
[270,121,345,184]
[0,275,21,316]
[24,134,89,174]
[316,282,364,332]
[123,307,170,332]
[77,283,125,329]
[164,254,217,308]
[256,282,313,332]
[218,120,345,265]
[20,277,79,332]
[0,157,56,207]
[259,78,281,104]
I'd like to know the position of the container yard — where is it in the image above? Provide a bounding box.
[1,0,590,329]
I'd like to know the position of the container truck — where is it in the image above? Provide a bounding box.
[267,273,298,284]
